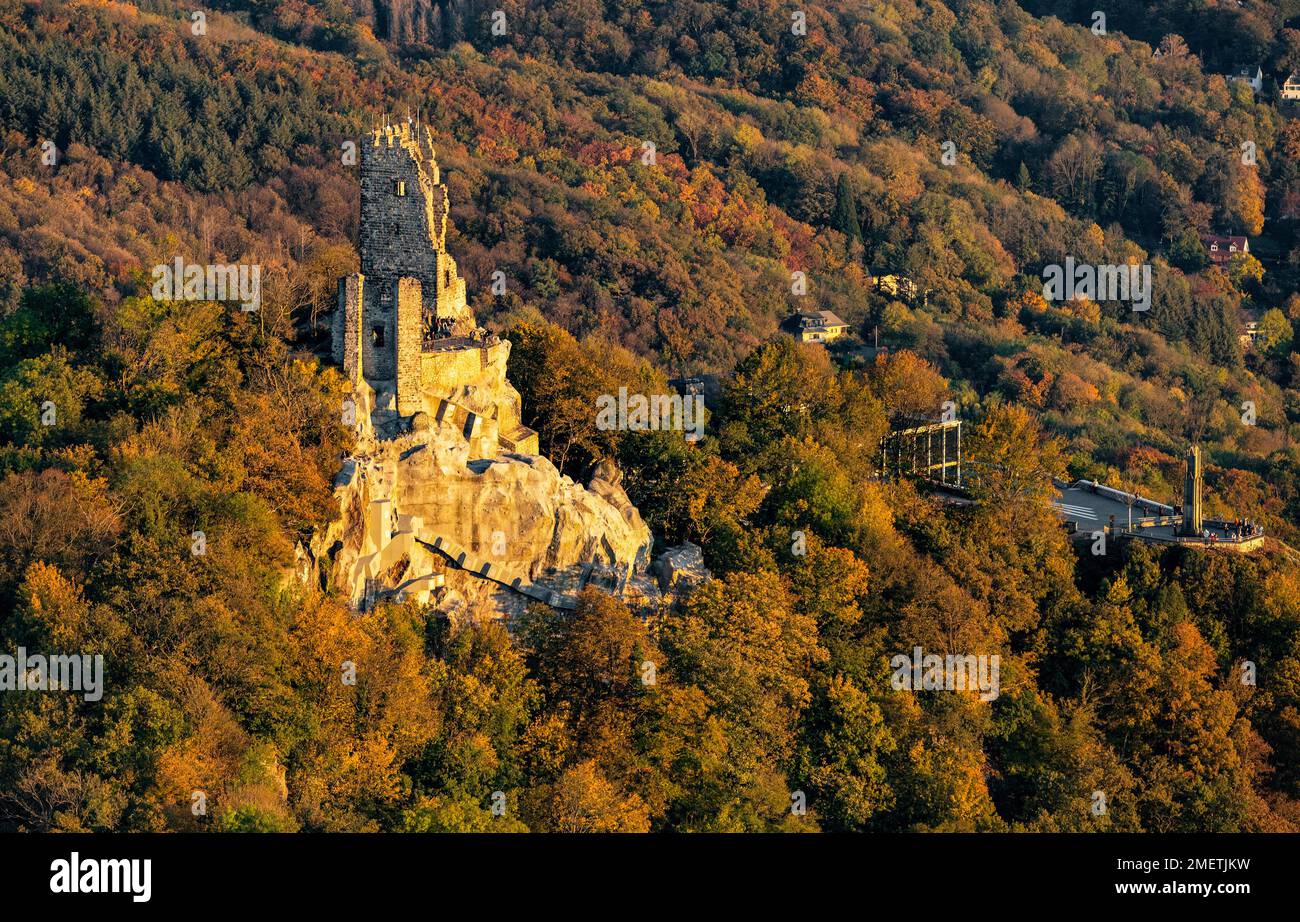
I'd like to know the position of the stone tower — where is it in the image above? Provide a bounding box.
[332,121,537,455]
[333,121,476,415]
[1179,444,1203,536]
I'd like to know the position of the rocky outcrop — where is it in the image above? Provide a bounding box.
[312,407,668,620]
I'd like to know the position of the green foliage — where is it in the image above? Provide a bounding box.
[831,173,862,251]
[0,284,98,366]
[1257,308,1293,356]
[0,349,103,449]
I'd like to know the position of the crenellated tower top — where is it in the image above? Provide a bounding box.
[362,121,450,257]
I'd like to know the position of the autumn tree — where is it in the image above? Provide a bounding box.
[964,401,1065,509]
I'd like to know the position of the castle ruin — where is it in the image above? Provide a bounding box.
[333,121,537,454]
[314,121,705,619]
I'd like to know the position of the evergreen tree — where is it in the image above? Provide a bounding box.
[832,173,862,251]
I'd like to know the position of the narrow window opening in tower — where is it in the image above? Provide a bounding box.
[392,223,399,236]
[395,180,406,196]
[372,325,385,347]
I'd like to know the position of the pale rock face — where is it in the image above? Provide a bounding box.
[389,427,652,584]
[322,412,654,618]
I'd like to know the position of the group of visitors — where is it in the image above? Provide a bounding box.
[1229,519,1260,541]
[1202,520,1261,542]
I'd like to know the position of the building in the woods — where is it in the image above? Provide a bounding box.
[878,417,963,487]
[787,309,849,343]
[1201,233,1250,268]
[332,120,537,453]
[1228,64,1264,93]
[870,272,920,301]
[1283,71,1300,101]
[1240,311,1262,349]
[320,120,704,617]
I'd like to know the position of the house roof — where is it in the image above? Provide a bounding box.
[1231,64,1262,78]
[1201,233,1248,249]
[798,309,847,328]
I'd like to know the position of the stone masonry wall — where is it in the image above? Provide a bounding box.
[396,277,423,415]
[335,273,364,384]
[358,124,471,333]
[359,127,443,283]
[433,252,472,332]
[319,123,682,618]
[362,279,395,381]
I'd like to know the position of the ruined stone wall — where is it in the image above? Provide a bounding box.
[360,126,443,282]
[433,252,472,331]
[420,340,507,393]
[418,339,518,419]
[319,123,692,618]
[361,279,396,382]
[334,273,365,384]
[337,123,524,439]
[359,124,468,330]
[396,277,423,415]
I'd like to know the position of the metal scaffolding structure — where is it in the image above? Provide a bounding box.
[878,419,962,486]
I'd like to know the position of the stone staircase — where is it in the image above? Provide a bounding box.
[418,533,579,610]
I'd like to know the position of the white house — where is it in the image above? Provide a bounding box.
[1283,72,1300,101]
[1228,64,1264,93]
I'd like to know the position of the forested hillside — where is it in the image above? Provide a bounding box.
[2,0,1300,831]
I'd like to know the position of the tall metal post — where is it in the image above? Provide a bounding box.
[956,424,962,487]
